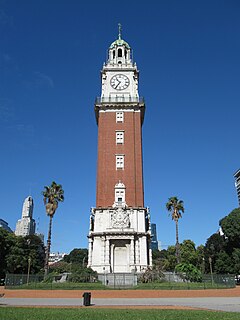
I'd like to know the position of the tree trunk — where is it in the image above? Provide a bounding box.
[175,219,180,264]
[44,215,53,278]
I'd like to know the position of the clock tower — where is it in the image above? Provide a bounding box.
[88,26,152,274]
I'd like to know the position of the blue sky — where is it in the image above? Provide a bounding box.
[0,0,239,253]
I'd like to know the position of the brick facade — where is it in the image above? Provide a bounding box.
[96,109,144,208]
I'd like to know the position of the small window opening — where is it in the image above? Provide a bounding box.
[118,49,122,57]
[113,50,115,59]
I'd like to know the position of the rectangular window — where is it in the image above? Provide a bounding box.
[116,155,124,169]
[116,111,124,123]
[115,189,125,204]
[116,131,124,144]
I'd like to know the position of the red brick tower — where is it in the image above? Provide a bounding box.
[88,26,152,275]
[96,94,145,208]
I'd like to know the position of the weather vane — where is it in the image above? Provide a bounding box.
[118,23,122,39]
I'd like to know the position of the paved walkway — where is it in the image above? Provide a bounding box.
[1,296,240,312]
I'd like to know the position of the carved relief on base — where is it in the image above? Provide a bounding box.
[111,207,130,228]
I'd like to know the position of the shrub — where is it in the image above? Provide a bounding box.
[175,263,202,282]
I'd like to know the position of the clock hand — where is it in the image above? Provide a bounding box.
[115,79,121,89]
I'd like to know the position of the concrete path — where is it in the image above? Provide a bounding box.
[1,297,240,312]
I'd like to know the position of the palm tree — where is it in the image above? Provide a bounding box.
[42,181,64,277]
[166,196,184,264]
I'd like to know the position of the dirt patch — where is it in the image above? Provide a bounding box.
[1,286,240,299]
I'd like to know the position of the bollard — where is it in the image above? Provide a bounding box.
[82,292,91,306]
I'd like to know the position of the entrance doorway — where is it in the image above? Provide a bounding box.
[111,240,130,273]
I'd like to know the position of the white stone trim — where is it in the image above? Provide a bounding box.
[116,131,124,144]
[100,109,140,113]
[116,111,124,122]
[116,154,124,169]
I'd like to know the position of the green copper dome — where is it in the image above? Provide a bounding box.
[110,38,130,49]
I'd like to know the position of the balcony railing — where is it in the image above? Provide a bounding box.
[95,96,145,104]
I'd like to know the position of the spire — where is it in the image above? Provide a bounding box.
[118,23,122,40]
[109,23,130,50]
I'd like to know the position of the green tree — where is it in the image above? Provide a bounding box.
[204,233,225,273]
[0,231,45,277]
[220,208,240,249]
[68,267,97,283]
[166,196,185,263]
[6,236,28,274]
[196,244,205,272]
[152,249,162,261]
[180,240,198,266]
[214,251,234,274]
[42,181,64,277]
[49,261,71,274]
[164,245,177,271]
[175,263,202,282]
[232,248,240,275]
[25,235,45,274]
[0,228,15,278]
[64,248,88,266]
[151,249,168,272]
[6,235,45,274]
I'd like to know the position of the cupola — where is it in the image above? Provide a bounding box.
[107,24,132,66]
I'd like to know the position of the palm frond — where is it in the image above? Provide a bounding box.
[42,181,64,216]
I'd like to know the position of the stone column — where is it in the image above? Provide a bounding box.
[101,237,105,271]
[149,248,153,267]
[141,236,147,267]
[130,238,135,267]
[88,239,93,266]
[105,238,110,272]
[135,238,140,265]
[111,244,115,273]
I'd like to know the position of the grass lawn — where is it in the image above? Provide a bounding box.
[0,308,239,320]
[7,282,107,290]
[135,281,230,290]
[7,281,233,290]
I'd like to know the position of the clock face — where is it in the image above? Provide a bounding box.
[110,74,130,91]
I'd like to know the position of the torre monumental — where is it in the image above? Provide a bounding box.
[88,27,152,273]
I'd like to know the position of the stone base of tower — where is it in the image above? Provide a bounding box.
[88,206,152,274]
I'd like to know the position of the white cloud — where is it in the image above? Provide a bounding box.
[0,9,13,26]
[0,99,15,122]
[34,72,54,89]
[2,53,11,62]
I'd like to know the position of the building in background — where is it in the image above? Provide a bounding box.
[234,169,240,207]
[15,196,36,236]
[36,233,44,243]
[0,219,13,233]
[150,223,159,250]
[88,27,152,273]
[49,252,66,265]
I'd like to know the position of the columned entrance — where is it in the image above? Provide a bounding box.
[112,240,130,273]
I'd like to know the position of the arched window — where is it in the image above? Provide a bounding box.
[125,49,127,59]
[113,50,115,59]
[118,48,122,57]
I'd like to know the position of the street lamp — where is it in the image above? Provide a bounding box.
[27,257,31,285]
[26,239,31,285]
[202,257,205,274]
[209,256,213,286]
